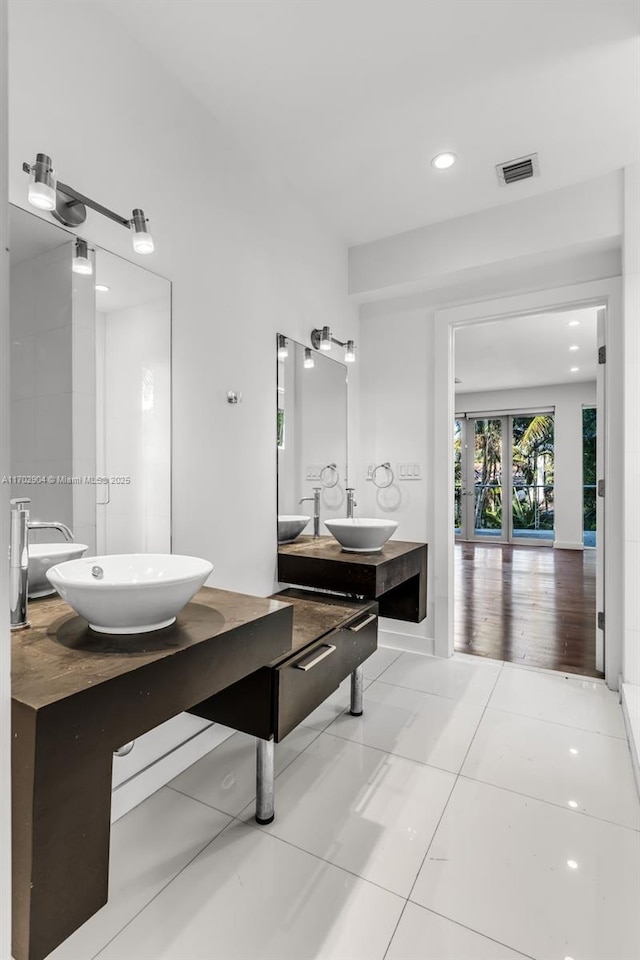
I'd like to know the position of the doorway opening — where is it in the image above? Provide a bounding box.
[452,306,602,678]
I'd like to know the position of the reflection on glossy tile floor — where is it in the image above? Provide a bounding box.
[49,647,640,960]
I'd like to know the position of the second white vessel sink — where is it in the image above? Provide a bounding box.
[46,553,213,634]
[29,542,88,598]
[277,515,310,544]
[325,518,399,553]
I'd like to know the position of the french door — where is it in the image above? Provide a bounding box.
[455,413,555,544]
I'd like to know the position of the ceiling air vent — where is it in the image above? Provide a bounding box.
[496,153,539,187]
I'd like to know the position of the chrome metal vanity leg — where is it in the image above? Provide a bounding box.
[350,664,364,716]
[256,737,275,824]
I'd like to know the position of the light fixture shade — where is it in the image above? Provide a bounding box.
[72,239,93,276]
[304,348,314,369]
[345,340,356,363]
[131,208,155,254]
[320,326,332,351]
[27,153,56,211]
[277,334,288,360]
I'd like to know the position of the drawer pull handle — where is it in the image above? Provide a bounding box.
[349,614,377,633]
[296,644,336,671]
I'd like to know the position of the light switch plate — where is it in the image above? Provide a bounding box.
[398,461,422,480]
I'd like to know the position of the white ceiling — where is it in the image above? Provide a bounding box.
[454,307,599,395]
[99,0,639,244]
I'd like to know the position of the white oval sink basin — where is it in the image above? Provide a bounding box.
[278,515,310,544]
[46,554,213,634]
[29,542,88,598]
[325,518,399,553]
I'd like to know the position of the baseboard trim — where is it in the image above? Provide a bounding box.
[621,683,640,800]
[111,723,235,823]
[553,541,584,550]
[379,628,435,657]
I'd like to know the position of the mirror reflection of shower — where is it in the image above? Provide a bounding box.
[8,205,171,560]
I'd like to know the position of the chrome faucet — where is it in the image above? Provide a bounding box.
[300,487,321,537]
[346,487,357,519]
[10,498,30,631]
[27,520,74,542]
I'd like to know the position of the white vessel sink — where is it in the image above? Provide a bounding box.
[325,518,399,553]
[29,542,88,598]
[46,553,213,634]
[278,515,310,544]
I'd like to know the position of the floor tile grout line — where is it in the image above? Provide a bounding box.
[381,899,411,960]
[455,772,640,834]
[404,662,503,906]
[372,674,502,709]
[484,702,627,740]
[91,815,238,960]
[312,724,463,777]
[165,725,327,820]
[236,809,410,902]
[399,902,538,960]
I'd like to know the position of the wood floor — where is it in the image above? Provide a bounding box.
[455,541,600,678]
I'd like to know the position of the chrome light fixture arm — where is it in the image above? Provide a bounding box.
[22,154,154,254]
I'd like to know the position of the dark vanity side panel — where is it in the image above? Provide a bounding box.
[278,551,377,596]
[275,613,377,739]
[188,667,275,741]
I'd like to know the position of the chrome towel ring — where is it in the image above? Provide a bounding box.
[372,462,394,488]
[320,463,340,488]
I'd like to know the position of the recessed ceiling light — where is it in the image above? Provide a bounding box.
[568,800,578,809]
[95,284,110,292]
[432,152,457,170]
[566,860,579,870]
[568,320,580,327]
[570,367,580,373]
[569,345,579,351]
[569,748,578,755]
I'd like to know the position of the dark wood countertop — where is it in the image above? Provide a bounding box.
[278,535,425,564]
[268,587,378,658]
[12,586,291,711]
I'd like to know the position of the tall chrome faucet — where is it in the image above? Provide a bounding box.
[300,487,321,537]
[28,520,74,542]
[10,498,30,631]
[346,487,357,519]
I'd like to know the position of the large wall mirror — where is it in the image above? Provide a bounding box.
[277,335,348,542]
[8,205,171,575]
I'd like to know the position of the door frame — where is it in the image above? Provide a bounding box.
[433,278,623,691]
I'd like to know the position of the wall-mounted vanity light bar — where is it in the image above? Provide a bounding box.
[23,152,155,256]
[310,326,356,363]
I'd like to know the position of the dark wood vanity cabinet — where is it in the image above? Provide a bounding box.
[278,536,428,622]
[189,589,378,741]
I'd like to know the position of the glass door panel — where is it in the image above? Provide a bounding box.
[511,415,555,543]
[472,418,503,539]
[454,419,463,537]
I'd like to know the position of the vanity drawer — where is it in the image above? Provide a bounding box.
[275,610,377,740]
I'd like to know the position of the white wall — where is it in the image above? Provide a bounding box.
[350,173,622,298]
[456,382,597,549]
[622,163,640,779]
[358,309,434,650]
[0,3,11,954]
[8,0,357,600]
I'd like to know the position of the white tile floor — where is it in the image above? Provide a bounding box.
[48,649,640,960]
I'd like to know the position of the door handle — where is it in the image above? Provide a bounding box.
[348,614,377,633]
[296,644,336,671]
